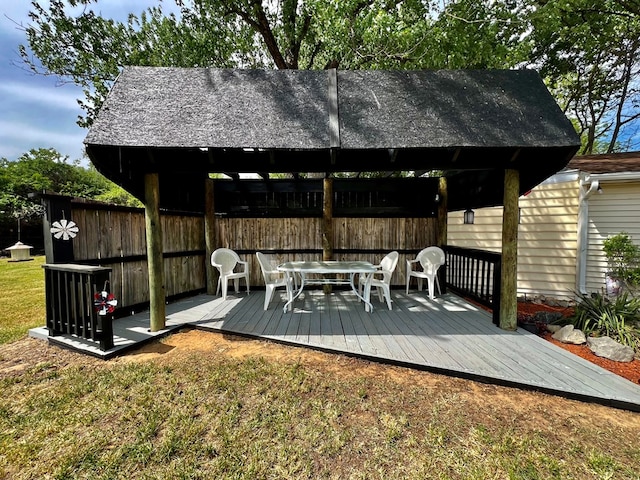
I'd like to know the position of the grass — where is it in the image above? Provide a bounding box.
[1,347,640,479]
[1,260,640,479]
[0,255,45,344]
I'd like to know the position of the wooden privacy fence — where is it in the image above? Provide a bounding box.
[216,216,438,287]
[42,188,439,317]
[43,194,206,315]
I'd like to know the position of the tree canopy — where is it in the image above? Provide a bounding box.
[19,0,640,154]
[0,148,140,239]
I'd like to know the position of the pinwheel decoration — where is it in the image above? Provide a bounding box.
[50,219,79,240]
[94,290,118,316]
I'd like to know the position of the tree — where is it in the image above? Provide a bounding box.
[0,148,140,237]
[21,1,455,126]
[20,0,639,155]
[523,0,640,154]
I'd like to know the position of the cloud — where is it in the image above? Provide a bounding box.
[0,82,82,111]
[0,120,86,161]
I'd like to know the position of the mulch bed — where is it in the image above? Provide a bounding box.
[517,301,640,385]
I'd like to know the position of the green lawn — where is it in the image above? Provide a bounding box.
[0,255,46,344]
[1,256,640,479]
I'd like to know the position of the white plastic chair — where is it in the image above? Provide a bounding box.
[256,252,291,310]
[359,251,399,310]
[211,248,250,300]
[406,246,445,300]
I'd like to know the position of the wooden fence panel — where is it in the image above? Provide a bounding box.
[53,197,437,314]
[215,216,437,287]
[64,203,205,314]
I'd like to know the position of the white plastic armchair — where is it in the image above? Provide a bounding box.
[256,252,291,310]
[405,246,445,300]
[211,248,250,300]
[359,251,399,310]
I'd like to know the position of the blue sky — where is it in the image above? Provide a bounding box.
[0,1,176,165]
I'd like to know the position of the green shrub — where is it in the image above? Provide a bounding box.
[569,292,640,352]
[602,233,640,289]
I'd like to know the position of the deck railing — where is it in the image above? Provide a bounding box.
[443,245,502,325]
[44,264,115,350]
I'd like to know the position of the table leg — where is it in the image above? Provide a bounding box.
[283,272,305,313]
[350,273,373,312]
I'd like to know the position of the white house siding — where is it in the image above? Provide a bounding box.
[585,182,640,295]
[448,178,580,301]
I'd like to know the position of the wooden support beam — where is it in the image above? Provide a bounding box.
[322,177,334,294]
[204,177,217,295]
[437,176,448,293]
[144,172,166,332]
[499,169,519,331]
[437,176,448,248]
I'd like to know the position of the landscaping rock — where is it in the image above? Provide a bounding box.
[586,336,635,363]
[546,324,562,334]
[552,325,586,345]
[533,311,563,324]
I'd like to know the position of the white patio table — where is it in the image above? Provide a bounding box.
[277,261,377,313]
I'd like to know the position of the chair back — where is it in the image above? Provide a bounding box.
[256,252,275,283]
[418,246,445,273]
[380,251,399,275]
[211,248,240,274]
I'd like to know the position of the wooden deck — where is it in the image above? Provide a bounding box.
[30,289,640,412]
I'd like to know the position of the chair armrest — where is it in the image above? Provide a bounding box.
[373,269,393,282]
[237,260,249,272]
[406,259,419,272]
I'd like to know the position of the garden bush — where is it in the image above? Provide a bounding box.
[569,292,640,352]
[603,233,640,292]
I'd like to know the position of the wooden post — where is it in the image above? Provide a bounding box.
[437,176,448,292]
[144,173,166,332]
[42,195,74,263]
[322,177,333,293]
[499,169,519,330]
[204,177,217,295]
[437,176,448,247]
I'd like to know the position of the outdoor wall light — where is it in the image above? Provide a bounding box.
[463,208,475,224]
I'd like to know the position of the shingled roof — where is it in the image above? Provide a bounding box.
[85,67,580,210]
[567,151,640,174]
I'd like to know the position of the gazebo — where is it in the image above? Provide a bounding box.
[84,67,580,331]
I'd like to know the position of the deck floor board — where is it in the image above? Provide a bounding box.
[30,289,640,412]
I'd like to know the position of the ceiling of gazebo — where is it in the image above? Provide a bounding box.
[84,67,580,211]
